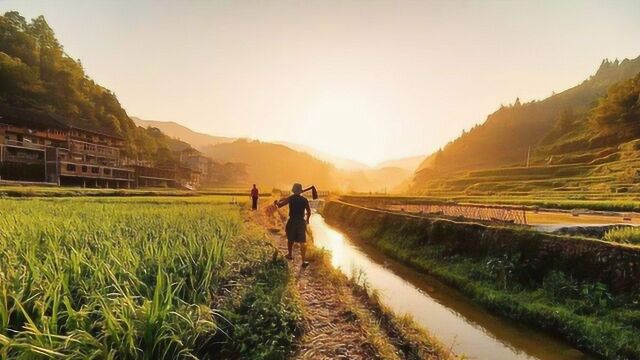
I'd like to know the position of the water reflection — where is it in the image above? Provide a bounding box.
[309,215,591,360]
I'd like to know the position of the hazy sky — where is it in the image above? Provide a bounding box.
[2,1,640,165]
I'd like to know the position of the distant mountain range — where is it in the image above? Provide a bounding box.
[131,118,235,148]
[132,117,422,173]
[376,155,425,172]
[273,141,370,171]
[132,117,413,191]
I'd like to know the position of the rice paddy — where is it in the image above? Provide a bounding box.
[0,196,300,359]
[603,227,640,245]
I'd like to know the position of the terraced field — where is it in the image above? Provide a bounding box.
[406,139,640,212]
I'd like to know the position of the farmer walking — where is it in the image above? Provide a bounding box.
[250,184,259,210]
[274,183,311,267]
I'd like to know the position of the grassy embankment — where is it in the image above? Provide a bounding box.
[323,201,640,359]
[0,196,300,359]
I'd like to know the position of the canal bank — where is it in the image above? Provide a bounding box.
[257,209,451,359]
[309,215,591,360]
[321,201,640,359]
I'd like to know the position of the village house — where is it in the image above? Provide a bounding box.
[0,105,206,189]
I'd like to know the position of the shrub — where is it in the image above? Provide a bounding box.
[542,271,579,302]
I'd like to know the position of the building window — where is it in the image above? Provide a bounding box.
[67,164,76,172]
[92,167,99,174]
[82,166,88,173]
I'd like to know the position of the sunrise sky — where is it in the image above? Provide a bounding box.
[3,0,640,165]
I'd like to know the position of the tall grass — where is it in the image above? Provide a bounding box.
[603,227,640,245]
[0,198,243,359]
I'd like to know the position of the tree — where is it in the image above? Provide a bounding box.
[593,73,640,128]
[0,11,176,162]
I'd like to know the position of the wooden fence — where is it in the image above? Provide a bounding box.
[381,203,528,224]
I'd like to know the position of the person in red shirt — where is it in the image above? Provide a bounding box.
[250,184,259,210]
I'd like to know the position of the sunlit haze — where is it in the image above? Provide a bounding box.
[3,0,640,165]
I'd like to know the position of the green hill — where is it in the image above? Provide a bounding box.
[0,11,180,163]
[412,56,640,197]
[412,59,640,199]
[415,57,640,175]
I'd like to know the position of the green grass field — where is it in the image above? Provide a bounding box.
[0,196,300,359]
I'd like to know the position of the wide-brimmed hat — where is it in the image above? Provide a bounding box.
[291,183,303,194]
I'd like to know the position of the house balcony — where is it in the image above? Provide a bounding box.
[2,125,68,141]
[69,140,119,159]
[59,161,134,181]
[2,139,47,151]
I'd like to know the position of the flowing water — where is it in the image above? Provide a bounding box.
[309,215,594,360]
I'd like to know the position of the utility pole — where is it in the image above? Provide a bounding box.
[526,146,531,168]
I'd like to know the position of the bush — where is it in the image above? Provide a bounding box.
[542,271,579,302]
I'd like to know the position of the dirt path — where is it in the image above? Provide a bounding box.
[254,204,400,359]
[281,245,381,359]
[254,202,449,360]
[268,225,380,359]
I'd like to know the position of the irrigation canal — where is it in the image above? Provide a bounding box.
[309,214,594,360]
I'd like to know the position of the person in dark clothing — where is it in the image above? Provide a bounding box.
[250,184,259,210]
[275,183,311,267]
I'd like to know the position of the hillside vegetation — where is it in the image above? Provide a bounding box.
[412,57,640,199]
[0,12,182,162]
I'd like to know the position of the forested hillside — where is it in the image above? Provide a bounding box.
[0,11,178,162]
[413,56,640,192]
[412,59,640,196]
[538,71,640,156]
[415,57,640,176]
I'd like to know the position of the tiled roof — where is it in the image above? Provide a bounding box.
[0,104,124,139]
[0,104,68,130]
